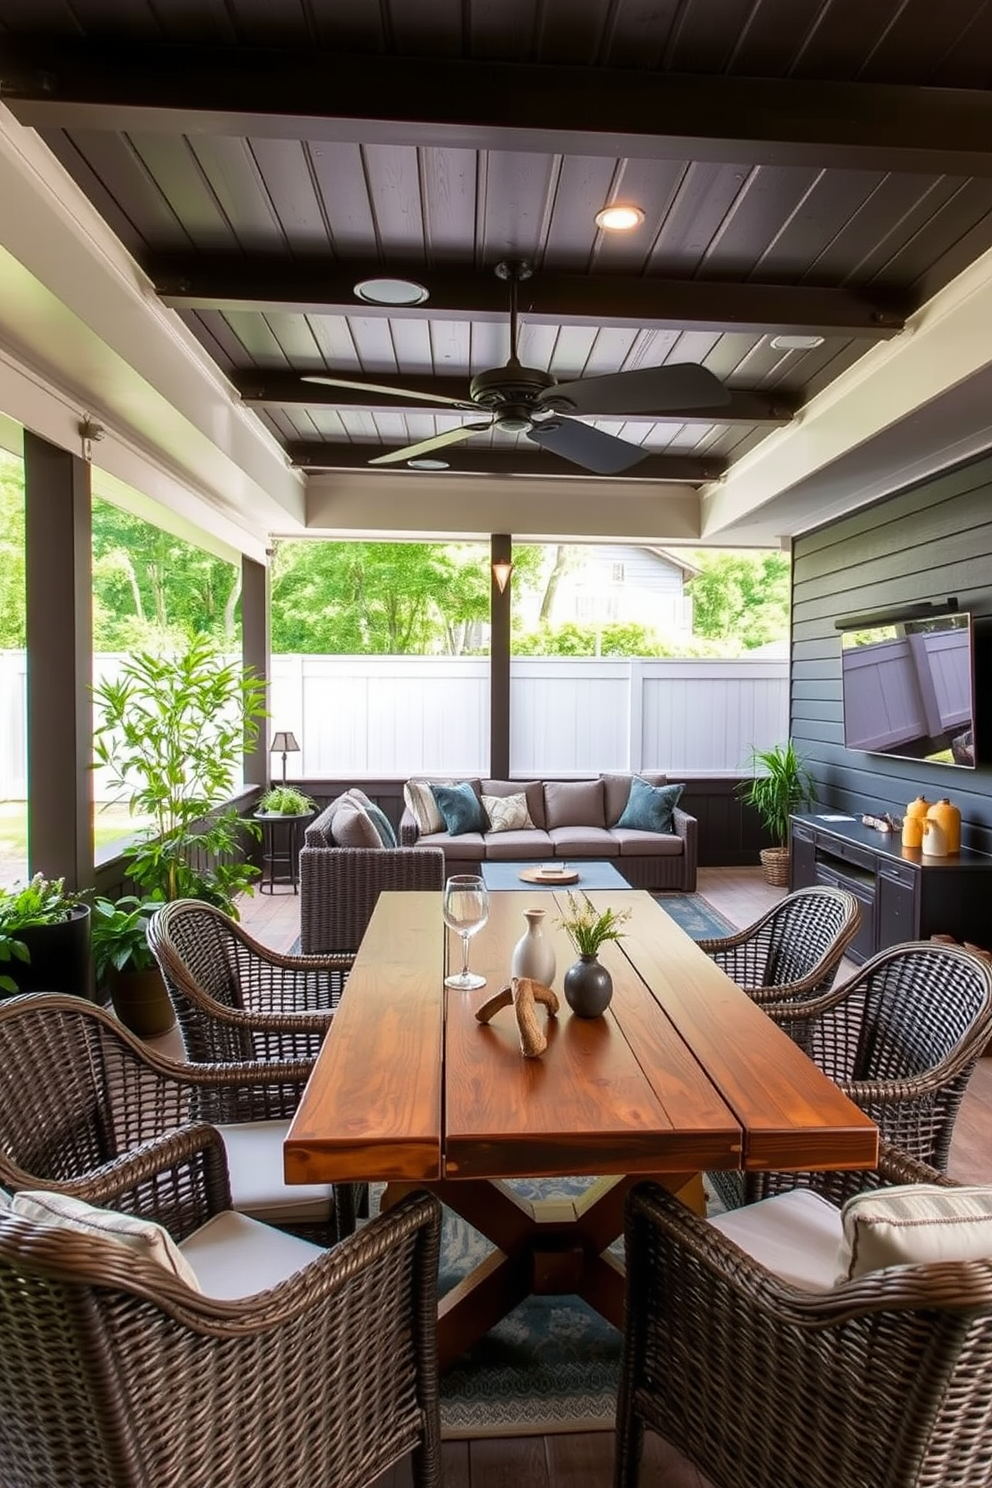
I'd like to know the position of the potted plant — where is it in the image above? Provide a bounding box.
[89,894,175,1037]
[0,874,92,1000]
[92,637,268,917]
[556,892,632,1018]
[737,740,818,886]
[256,785,315,816]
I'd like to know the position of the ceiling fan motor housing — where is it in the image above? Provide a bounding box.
[469,363,557,431]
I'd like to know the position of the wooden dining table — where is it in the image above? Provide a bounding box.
[285,888,878,1369]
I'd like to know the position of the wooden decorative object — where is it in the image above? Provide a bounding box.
[476,976,560,1058]
[519,867,580,885]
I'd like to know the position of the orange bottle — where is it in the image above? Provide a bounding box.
[926,797,961,854]
[904,796,931,822]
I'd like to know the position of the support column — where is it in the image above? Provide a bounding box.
[24,431,93,889]
[242,554,269,789]
[490,534,512,779]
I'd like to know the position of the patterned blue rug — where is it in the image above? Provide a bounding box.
[652,893,734,939]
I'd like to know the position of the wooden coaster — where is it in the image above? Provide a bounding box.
[519,867,580,885]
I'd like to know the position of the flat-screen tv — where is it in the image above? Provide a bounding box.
[840,611,977,768]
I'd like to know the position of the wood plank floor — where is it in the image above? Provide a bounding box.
[234,867,992,1488]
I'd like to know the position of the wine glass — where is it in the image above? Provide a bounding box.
[443,874,490,990]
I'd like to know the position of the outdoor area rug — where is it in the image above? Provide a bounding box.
[652,892,734,940]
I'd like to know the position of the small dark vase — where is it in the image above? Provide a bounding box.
[563,954,613,1018]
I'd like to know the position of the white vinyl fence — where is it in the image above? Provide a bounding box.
[269,654,789,779]
[0,651,789,800]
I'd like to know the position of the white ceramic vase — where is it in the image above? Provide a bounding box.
[511,908,556,988]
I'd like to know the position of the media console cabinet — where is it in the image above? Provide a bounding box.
[791,813,992,963]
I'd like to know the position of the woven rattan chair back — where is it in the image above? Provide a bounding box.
[148,899,350,1063]
[616,1149,992,1488]
[0,1189,442,1488]
[697,886,861,1005]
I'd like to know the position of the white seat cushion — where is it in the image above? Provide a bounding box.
[218,1120,334,1224]
[710,1187,843,1291]
[839,1183,992,1281]
[12,1188,201,1290]
[179,1210,324,1297]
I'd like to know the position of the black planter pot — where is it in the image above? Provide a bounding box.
[9,905,94,1001]
[108,965,176,1037]
[563,954,614,1018]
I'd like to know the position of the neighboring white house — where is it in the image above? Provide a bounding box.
[520,545,699,638]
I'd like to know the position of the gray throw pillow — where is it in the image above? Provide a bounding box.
[543,779,606,830]
[616,778,684,834]
[431,781,488,836]
[331,798,382,848]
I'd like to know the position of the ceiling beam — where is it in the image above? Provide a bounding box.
[3,40,992,177]
[237,372,797,424]
[154,257,906,337]
[285,443,725,482]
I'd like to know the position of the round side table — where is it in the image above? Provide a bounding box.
[253,811,312,894]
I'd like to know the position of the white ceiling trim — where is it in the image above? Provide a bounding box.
[0,103,305,549]
[700,239,992,539]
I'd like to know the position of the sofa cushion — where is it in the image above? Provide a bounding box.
[432,781,489,836]
[547,825,619,857]
[404,779,446,835]
[544,779,606,830]
[346,790,397,847]
[418,830,486,861]
[602,771,668,826]
[484,829,555,861]
[838,1183,992,1281]
[482,791,535,834]
[612,828,684,857]
[617,778,684,834]
[482,780,546,831]
[331,797,382,849]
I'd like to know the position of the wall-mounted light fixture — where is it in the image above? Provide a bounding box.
[78,417,105,462]
[492,559,514,594]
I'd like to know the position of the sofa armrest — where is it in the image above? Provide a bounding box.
[671,806,698,892]
[300,845,446,954]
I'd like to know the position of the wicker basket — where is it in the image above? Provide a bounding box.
[760,846,790,887]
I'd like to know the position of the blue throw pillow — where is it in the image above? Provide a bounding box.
[616,777,684,834]
[431,781,487,836]
[364,801,397,848]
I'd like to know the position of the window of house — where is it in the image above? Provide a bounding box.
[611,562,625,583]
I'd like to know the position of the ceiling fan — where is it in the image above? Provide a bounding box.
[303,261,731,475]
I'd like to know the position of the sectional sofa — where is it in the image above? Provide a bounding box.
[399,773,696,892]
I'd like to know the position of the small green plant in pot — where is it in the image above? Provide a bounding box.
[89,895,174,1037]
[256,785,315,816]
[556,892,633,1019]
[92,637,268,918]
[0,874,91,999]
[736,740,818,886]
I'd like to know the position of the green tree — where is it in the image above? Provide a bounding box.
[0,452,26,649]
[687,551,790,649]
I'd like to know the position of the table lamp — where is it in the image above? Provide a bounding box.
[270,730,300,784]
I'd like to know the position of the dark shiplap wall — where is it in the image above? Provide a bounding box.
[792,454,992,853]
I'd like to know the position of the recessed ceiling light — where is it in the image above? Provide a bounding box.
[594,204,645,232]
[770,334,825,350]
[406,457,450,470]
[353,277,430,306]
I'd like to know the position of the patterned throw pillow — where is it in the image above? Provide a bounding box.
[838,1183,992,1281]
[403,779,446,835]
[431,781,488,836]
[616,778,684,834]
[482,791,535,834]
[12,1189,201,1290]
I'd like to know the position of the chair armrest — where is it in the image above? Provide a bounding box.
[299,844,445,953]
[10,1123,234,1241]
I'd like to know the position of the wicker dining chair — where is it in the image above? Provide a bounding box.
[695,885,862,1006]
[617,1144,992,1488]
[0,1122,442,1488]
[147,897,354,1064]
[0,990,357,1244]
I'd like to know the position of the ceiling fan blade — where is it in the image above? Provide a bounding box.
[303,375,471,410]
[528,418,650,474]
[538,363,730,417]
[367,422,492,466]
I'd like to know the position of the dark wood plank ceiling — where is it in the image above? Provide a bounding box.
[2,0,992,484]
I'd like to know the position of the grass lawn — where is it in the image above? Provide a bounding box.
[0,801,153,883]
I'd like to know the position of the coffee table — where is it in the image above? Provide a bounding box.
[286,888,877,1370]
[481,858,630,891]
